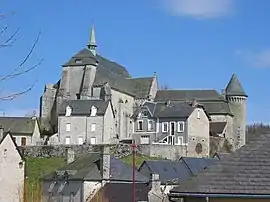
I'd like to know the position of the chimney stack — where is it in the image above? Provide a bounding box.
[0,125,4,142]
[148,173,163,202]
[100,145,111,182]
[66,147,75,164]
[191,99,198,107]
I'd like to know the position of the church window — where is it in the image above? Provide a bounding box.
[90,106,97,116]
[66,123,71,132]
[162,122,168,132]
[177,121,185,132]
[65,106,72,116]
[138,120,143,131]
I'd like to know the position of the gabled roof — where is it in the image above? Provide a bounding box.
[155,90,224,102]
[225,74,247,97]
[179,157,218,176]
[0,133,25,161]
[170,133,270,197]
[42,153,149,182]
[0,117,36,135]
[58,99,110,116]
[201,101,233,116]
[138,160,193,185]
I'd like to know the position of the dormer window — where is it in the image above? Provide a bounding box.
[75,59,82,64]
[90,106,97,116]
[65,106,72,116]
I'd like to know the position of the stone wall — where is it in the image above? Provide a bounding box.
[19,136,230,160]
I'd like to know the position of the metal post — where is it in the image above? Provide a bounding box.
[131,140,137,202]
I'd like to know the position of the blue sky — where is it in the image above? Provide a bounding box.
[1,0,270,123]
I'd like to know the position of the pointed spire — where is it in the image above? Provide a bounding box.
[225,74,247,97]
[87,24,97,56]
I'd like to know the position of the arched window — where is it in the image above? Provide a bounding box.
[65,106,72,116]
[90,106,97,116]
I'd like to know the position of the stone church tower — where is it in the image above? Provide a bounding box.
[224,74,247,150]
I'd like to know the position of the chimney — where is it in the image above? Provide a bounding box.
[191,99,198,107]
[66,147,75,164]
[0,125,4,142]
[100,145,111,182]
[148,174,163,202]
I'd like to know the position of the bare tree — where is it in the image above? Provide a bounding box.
[0,13,42,101]
[160,84,170,90]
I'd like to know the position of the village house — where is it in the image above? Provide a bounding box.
[169,133,270,202]
[0,116,41,146]
[41,146,149,202]
[0,132,25,202]
[49,99,115,145]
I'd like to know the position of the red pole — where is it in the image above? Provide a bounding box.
[132,140,137,202]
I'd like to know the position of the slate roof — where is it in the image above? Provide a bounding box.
[63,48,153,99]
[42,153,149,182]
[97,183,150,202]
[201,101,233,116]
[179,157,218,176]
[0,117,36,135]
[138,160,193,185]
[154,102,196,118]
[58,99,110,116]
[170,133,270,197]
[212,152,230,160]
[210,122,227,137]
[155,90,224,102]
[225,74,247,97]
[63,48,98,67]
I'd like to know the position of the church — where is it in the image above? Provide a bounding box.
[40,25,247,156]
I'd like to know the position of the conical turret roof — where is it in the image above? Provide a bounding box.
[225,74,247,97]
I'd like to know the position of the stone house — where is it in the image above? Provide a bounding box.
[52,99,115,145]
[0,116,41,146]
[132,100,210,157]
[0,132,25,202]
[169,133,270,202]
[41,147,149,202]
[138,157,217,194]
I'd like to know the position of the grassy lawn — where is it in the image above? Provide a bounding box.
[24,154,161,201]
[120,154,163,167]
[25,157,66,201]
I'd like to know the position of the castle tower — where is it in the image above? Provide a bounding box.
[225,74,248,150]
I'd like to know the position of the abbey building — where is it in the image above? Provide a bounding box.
[40,25,247,157]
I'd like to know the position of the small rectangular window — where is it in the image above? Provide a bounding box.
[91,123,96,132]
[197,109,201,119]
[66,123,71,132]
[75,59,82,64]
[21,137,27,146]
[178,122,185,132]
[147,120,154,131]
[65,136,71,145]
[78,137,84,145]
[138,120,143,131]
[162,122,168,132]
